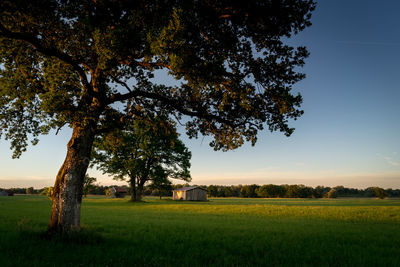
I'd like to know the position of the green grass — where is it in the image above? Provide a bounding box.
[1,196,399,266]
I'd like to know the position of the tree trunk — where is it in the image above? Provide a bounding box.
[130,177,145,201]
[136,179,146,202]
[135,187,143,201]
[130,177,138,202]
[47,121,97,234]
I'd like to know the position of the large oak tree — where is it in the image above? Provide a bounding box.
[0,0,315,233]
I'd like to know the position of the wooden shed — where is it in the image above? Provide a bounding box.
[173,186,207,201]
[109,186,128,198]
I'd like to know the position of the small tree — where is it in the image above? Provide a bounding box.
[83,174,97,197]
[326,188,337,198]
[92,116,191,201]
[373,187,387,199]
[314,186,330,198]
[26,187,34,195]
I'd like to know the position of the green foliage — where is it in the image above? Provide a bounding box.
[25,187,34,195]
[92,116,191,200]
[313,185,331,198]
[40,187,53,200]
[256,184,286,198]
[240,184,259,198]
[326,188,338,198]
[83,174,97,197]
[283,184,314,198]
[373,187,388,199]
[0,0,316,158]
[207,185,218,197]
[223,186,239,197]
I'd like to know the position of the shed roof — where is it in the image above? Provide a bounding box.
[113,186,128,193]
[173,186,207,192]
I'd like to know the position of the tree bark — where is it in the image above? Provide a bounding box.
[130,176,146,201]
[130,176,138,202]
[47,121,97,234]
[136,179,146,202]
[131,186,143,201]
[136,186,143,201]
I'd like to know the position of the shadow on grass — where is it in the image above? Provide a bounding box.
[17,218,103,245]
[41,229,103,245]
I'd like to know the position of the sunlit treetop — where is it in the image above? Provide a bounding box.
[91,114,192,186]
[0,0,315,157]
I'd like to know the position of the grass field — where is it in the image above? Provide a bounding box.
[0,196,399,266]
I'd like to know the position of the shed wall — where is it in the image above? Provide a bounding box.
[174,190,185,200]
[173,188,207,201]
[186,188,207,201]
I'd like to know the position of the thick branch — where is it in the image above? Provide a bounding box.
[0,23,91,91]
[118,57,172,71]
[136,61,172,70]
[107,86,238,128]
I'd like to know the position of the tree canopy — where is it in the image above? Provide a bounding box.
[1,0,315,156]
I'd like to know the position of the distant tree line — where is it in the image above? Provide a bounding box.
[200,184,396,199]
[1,184,399,199]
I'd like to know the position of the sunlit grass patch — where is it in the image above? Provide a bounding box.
[133,199,400,223]
[1,196,399,266]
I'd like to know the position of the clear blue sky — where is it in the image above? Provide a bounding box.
[1,0,399,189]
